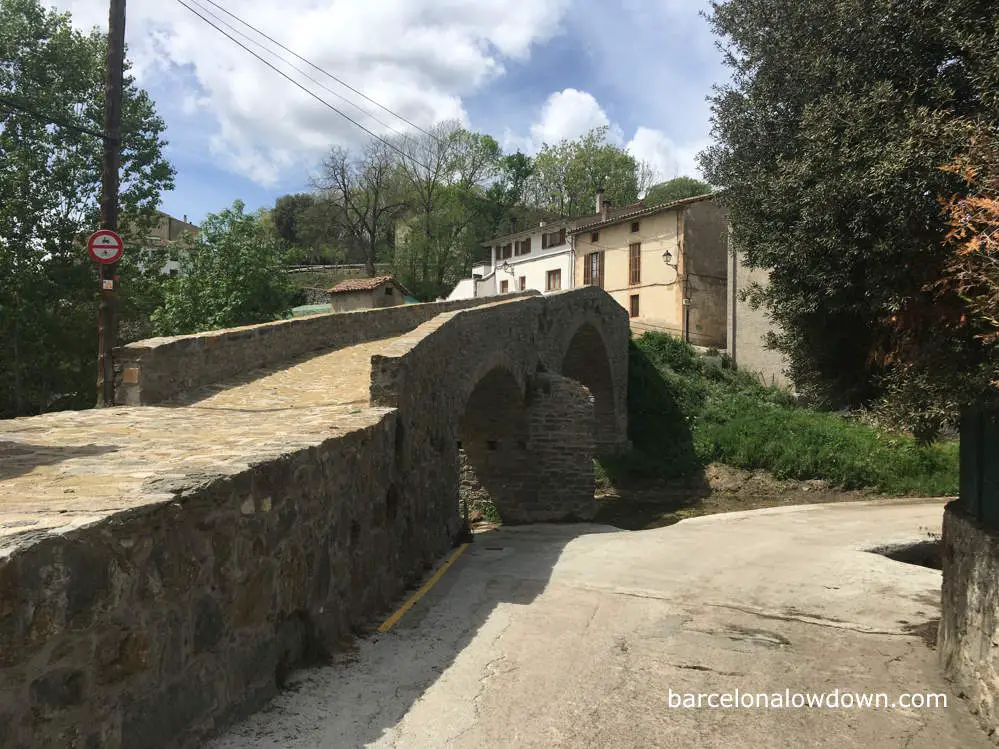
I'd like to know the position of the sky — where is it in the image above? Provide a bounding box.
[52,0,728,225]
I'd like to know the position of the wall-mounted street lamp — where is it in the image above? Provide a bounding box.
[662,249,675,265]
[500,261,515,274]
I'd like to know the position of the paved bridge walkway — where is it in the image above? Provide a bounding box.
[0,336,397,551]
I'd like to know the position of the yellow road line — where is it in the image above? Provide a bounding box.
[377,543,470,633]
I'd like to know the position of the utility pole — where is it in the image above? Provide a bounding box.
[96,0,126,407]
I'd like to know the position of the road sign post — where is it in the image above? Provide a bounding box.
[96,0,126,408]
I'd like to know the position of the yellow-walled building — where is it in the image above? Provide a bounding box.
[570,193,728,347]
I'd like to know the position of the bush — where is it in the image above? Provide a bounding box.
[615,332,958,496]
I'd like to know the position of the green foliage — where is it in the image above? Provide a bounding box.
[391,121,504,297]
[700,0,999,437]
[527,126,640,217]
[152,201,293,336]
[0,0,174,418]
[644,176,712,207]
[612,332,957,496]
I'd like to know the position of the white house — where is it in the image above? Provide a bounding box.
[448,191,624,300]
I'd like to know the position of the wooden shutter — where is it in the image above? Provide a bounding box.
[583,253,592,285]
[629,243,641,285]
[542,233,548,249]
[597,252,605,288]
[559,228,566,245]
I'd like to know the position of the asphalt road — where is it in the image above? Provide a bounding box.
[211,499,989,748]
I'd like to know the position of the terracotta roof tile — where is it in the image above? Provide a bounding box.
[329,275,410,295]
[569,193,717,234]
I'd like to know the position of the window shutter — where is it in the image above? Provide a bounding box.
[559,228,566,245]
[542,233,548,250]
[598,252,605,288]
[583,253,592,285]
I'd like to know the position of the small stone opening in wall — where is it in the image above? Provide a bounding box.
[866,540,941,570]
[386,485,399,522]
[487,440,498,451]
[350,520,361,547]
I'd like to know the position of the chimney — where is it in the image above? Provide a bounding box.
[183,215,188,224]
[595,188,604,216]
[601,198,611,221]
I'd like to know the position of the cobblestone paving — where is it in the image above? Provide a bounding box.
[0,338,401,552]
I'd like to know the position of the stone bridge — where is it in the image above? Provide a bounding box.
[0,287,629,749]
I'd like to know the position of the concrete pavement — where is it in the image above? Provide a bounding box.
[211,499,989,748]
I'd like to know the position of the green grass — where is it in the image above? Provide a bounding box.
[602,332,958,497]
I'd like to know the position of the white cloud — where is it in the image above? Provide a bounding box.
[51,0,571,186]
[512,89,708,183]
[626,127,708,182]
[529,88,610,147]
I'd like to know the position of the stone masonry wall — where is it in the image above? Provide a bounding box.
[113,293,535,405]
[0,412,439,749]
[370,288,627,544]
[522,373,596,521]
[456,373,596,524]
[939,503,999,738]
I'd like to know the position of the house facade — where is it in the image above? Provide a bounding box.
[726,245,791,387]
[147,212,199,276]
[328,275,410,312]
[447,192,638,301]
[447,221,576,300]
[569,194,729,348]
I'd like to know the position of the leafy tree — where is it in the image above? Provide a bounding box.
[644,176,712,206]
[271,193,315,246]
[314,140,407,276]
[700,0,999,439]
[152,201,292,335]
[0,0,174,418]
[393,122,501,297]
[527,126,640,217]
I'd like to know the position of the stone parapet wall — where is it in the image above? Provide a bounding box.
[939,503,999,738]
[113,293,536,405]
[0,411,433,749]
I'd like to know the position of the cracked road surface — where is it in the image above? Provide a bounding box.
[211,499,988,748]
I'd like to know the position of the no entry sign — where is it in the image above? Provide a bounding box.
[87,229,124,264]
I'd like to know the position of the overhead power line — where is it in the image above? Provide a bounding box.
[175,0,431,171]
[201,0,440,144]
[0,95,110,141]
[185,0,414,144]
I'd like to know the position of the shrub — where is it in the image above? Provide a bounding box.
[615,332,958,496]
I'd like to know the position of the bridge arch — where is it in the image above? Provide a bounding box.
[559,321,619,454]
[457,364,532,524]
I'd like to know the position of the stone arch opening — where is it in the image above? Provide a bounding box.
[561,322,619,453]
[457,366,531,523]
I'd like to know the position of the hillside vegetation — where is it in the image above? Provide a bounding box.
[602,333,958,497]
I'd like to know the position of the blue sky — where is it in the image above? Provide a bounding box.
[56,0,728,225]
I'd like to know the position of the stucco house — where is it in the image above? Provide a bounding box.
[447,192,640,301]
[569,194,729,348]
[328,275,410,312]
[726,244,791,388]
[146,212,199,276]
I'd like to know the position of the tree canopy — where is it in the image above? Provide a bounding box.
[700,0,999,439]
[644,176,712,206]
[152,201,293,336]
[527,126,645,217]
[0,0,174,418]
